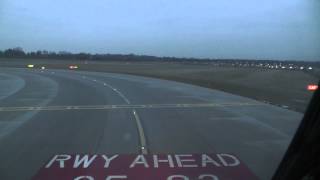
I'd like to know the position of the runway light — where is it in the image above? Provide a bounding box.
[307,84,318,91]
[27,64,34,68]
[41,66,45,70]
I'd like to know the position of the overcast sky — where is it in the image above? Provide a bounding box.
[0,0,319,61]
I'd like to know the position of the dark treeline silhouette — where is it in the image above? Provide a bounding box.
[1,47,26,57]
[0,47,185,62]
[0,47,319,68]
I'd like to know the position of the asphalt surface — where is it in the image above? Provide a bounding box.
[0,67,303,180]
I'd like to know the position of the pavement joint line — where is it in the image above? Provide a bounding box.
[0,103,263,112]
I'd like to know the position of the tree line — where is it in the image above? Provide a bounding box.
[0,47,186,62]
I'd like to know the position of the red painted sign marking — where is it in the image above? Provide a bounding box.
[307,84,318,91]
[32,154,258,180]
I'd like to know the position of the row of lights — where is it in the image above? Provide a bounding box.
[27,64,78,69]
[228,63,314,70]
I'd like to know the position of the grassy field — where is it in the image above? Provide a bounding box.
[1,58,319,113]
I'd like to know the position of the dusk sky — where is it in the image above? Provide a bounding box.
[0,0,319,61]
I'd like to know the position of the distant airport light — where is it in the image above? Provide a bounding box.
[307,84,318,91]
[300,67,304,70]
[69,65,78,69]
[27,64,34,68]
[308,67,313,70]
[41,66,45,70]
